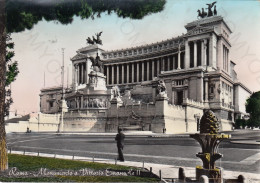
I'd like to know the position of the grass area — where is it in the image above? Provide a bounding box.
[0,176,160,182]
[8,154,133,171]
[1,154,160,182]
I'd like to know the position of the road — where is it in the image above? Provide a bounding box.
[6,130,260,174]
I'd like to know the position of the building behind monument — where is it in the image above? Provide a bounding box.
[38,10,252,133]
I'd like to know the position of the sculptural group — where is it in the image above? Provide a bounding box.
[197,2,217,19]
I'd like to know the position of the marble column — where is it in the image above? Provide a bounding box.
[223,47,226,71]
[76,64,80,85]
[147,60,150,81]
[157,59,160,76]
[112,65,114,84]
[142,62,144,81]
[106,66,109,84]
[201,40,206,67]
[194,41,197,67]
[117,64,119,84]
[122,64,125,84]
[72,64,75,86]
[185,41,190,69]
[152,60,154,79]
[209,36,213,67]
[167,56,170,71]
[162,57,165,71]
[77,64,80,84]
[127,63,129,83]
[227,49,229,73]
[172,55,175,70]
[177,48,181,69]
[197,76,203,102]
[81,63,84,84]
[132,62,135,83]
[204,39,208,66]
[137,62,139,82]
[85,62,88,84]
[204,78,209,102]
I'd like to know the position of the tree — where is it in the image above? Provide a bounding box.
[235,118,247,129]
[5,34,19,117]
[0,0,166,170]
[246,91,260,128]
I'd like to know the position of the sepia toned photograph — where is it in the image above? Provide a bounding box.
[0,0,259,182]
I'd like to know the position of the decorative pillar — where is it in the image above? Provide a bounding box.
[147,60,150,81]
[194,41,197,67]
[81,63,84,84]
[77,64,80,84]
[72,64,75,86]
[117,64,119,84]
[142,61,144,81]
[112,65,114,84]
[202,39,209,67]
[223,47,226,71]
[85,62,88,84]
[209,36,213,67]
[227,49,229,73]
[204,78,209,102]
[172,55,175,70]
[162,57,165,71]
[185,41,190,69]
[224,46,227,70]
[106,65,109,84]
[127,63,129,83]
[122,64,125,84]
[177,49,181,69]
[137,62,139,82]
[132,62,135,83]
[157,59,160,75]
[167,56,170,71]
[197,76,203,102]
[152,60,154,79]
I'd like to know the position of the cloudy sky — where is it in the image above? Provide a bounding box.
[10,0,260,114]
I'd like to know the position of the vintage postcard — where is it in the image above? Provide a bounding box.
[1,0,259,182]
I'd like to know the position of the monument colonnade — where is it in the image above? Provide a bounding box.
[104,38,210,86]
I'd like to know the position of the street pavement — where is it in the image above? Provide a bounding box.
[6,129,260,181]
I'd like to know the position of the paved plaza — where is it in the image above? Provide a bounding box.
[6,130,260,180]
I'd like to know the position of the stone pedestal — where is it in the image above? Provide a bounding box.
[152,93,169,133]
[88,70,107,91]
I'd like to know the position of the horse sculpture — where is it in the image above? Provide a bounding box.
[86,31,103,45]
[87,37,94,45]
[197,8,207,19]
[197,2,217,19]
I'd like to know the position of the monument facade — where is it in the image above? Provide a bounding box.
[39,7,252,133]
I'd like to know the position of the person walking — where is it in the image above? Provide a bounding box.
[115,128,125,162]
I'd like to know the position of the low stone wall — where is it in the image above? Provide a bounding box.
[6,121,29,133]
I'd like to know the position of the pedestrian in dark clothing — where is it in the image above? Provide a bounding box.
[115,128,125,162]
